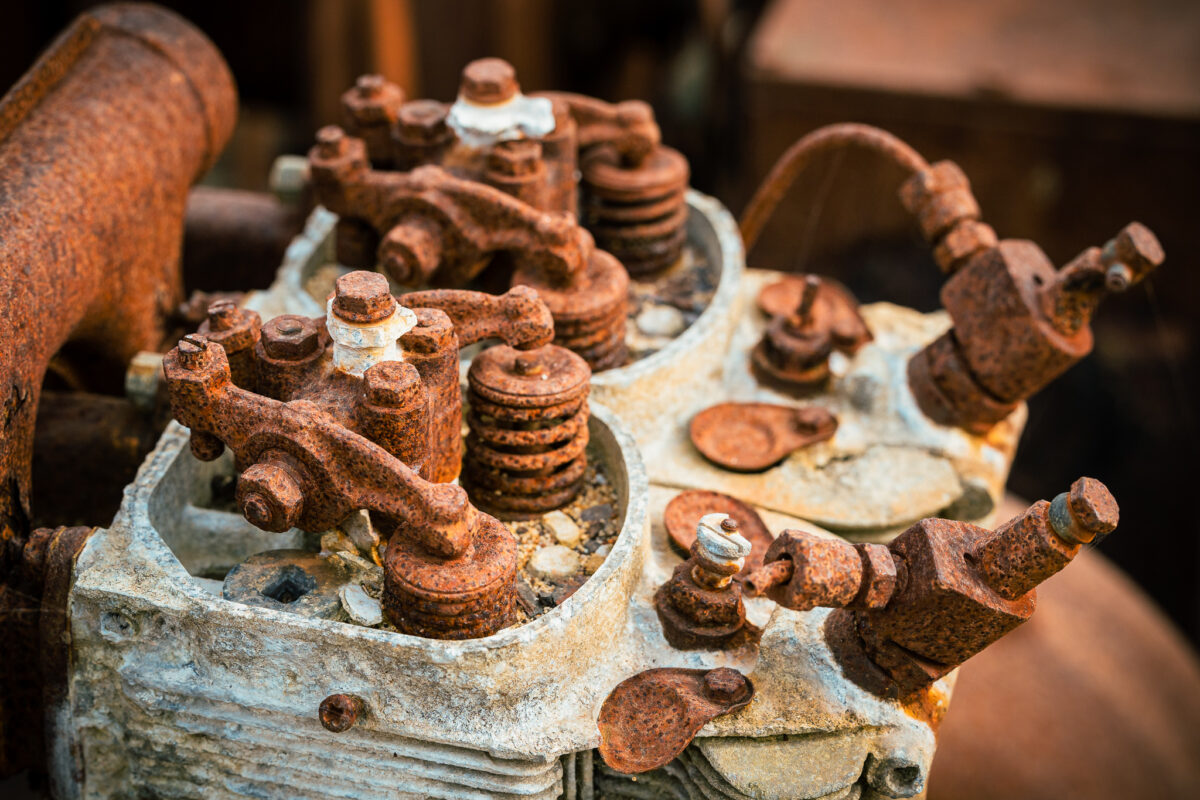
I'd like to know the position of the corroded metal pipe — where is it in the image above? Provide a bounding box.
[0,3,236,563]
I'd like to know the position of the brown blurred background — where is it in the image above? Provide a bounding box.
[2,0,1197,646]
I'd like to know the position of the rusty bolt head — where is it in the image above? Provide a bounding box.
[461,57,518,104]
[206,299,239,331]
[720,518,739,534]
[1105,222,1164,291]
[178,333,210,370]
[319,694,364,732]
[261,315,321,360]
[332,271,397,323]
[363,360,422,407]
[1067,476,1119,539]
[487,139,542,177]
[397,100,449,143]
[356,74,385,97]
[316,125,347,157]
[237,462,304,533]
[702,668,750,704]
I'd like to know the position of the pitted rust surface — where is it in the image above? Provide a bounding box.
[307,58,699,368]
[689,403,837,472]
[908,224,1164,432]
[899,160,996,275]
[745,478,1119,698]
[308,128,630,369]
[0,4,235,775]
[598,667,754,773]
[164,271,561,638]
[462,344,592,517]
[662,490,773,577]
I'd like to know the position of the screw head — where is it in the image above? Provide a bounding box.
[316,125,347,157]
[319,694,364,732]
[262,315,320,360]
[461,58,518,104]
[703,668,749,704]
[332,271,397,323]
[178,333,210,369]
[207,299,239,331]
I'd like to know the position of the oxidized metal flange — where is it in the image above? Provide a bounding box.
[662,490,773,577]
[689,403,837,472]
[598,667,754,773]
[463,344,592,517]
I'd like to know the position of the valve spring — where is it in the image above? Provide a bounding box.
[461,344,592,517]
[581,144,690,278]
[382,514,518,639]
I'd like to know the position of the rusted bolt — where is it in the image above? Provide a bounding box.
[261,315,320,360]
[319,693,365,732]
[177,333,210,370]
[512,352,544,376]
[363,360,422,408]
[487,139,542,177]
[397,100,449,143]
[461,57,518,104]
[316,125,347,158]
[703,667,750,704]
[1103,221,1163,292]
[206,299,239,330]
[332,271,397,323]
[237,461,304,532]
[1050,476,1119,544]
[356,74,385,97]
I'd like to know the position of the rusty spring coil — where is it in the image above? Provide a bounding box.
[581,144,690,278]
[462,344,591,517]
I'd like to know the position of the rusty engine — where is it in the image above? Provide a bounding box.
[0,5,1177,800]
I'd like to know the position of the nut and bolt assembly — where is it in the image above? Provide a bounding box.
[744,477,1120,697]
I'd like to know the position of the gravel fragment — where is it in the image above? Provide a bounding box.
[545,510,582,547]
[580,503,614,523]
[636,304,686,337]
[528,545,581,582]
[339,583,383,626]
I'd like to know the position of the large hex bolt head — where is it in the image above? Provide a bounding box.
[237,462,304,532]
[1050,476,1119,544]
[332,271,396,323]
[397,100,450,143]
[261,315,321,360]
[363,360,422,408]
[460,57,518,104]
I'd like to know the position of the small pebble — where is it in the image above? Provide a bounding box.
[340,509,380,552]
[595,544,612,558]
[583,537,603,554]
[339,583,383,626]
[553,576,586,605]
[583,553,606,574]
[537,592,557,609]
[528,545,581,582]
[545,510,582,548]
[580,503,614,523]
[636,304,686,337]
[320,529,357,555]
